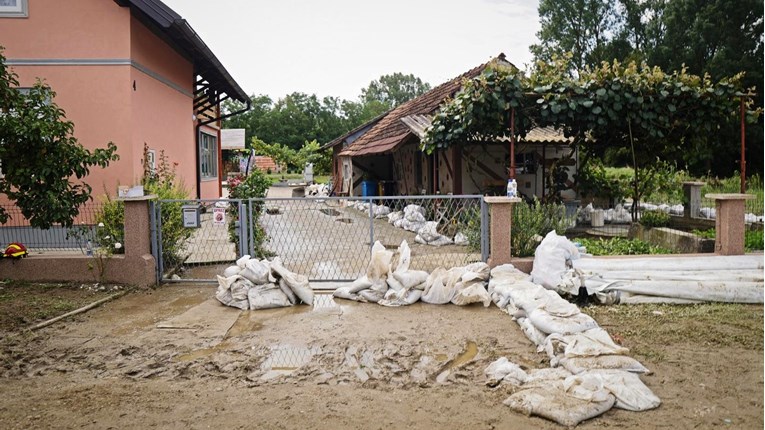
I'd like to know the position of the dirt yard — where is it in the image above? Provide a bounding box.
[0,283,762,429]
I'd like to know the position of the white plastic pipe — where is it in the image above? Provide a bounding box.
[573,255,763,272]
[592,270,763,283]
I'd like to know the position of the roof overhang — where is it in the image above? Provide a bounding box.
[114,0,248,106]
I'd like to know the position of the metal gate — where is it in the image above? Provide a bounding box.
[154,195,487,283]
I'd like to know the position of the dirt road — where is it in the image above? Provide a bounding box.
[1,285,762,429]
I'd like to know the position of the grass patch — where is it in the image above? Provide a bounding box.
[265,173,329,184]
[577,237,673,256]
[0,281,119,332]
[583,303,764,362]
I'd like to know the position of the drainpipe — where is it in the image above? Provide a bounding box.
[195,98,252,199]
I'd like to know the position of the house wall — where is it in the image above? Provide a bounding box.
[0,0,134,200]
[393,144,419,195]
[129,14,197,196]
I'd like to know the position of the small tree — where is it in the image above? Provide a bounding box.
[0,49,118,228]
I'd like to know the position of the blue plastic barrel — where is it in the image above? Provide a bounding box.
[361,180,377,197]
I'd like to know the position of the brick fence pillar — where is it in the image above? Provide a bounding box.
[484,196,521,267]
[118,195,157,286]
[705,193,753,255]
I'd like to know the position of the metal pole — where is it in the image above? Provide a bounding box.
[248,199,254,256]
[740,98,746,194]
[510,108,516,179]
[481,198,488,262]
[156,201,164,281]
[368,197,374,254]
[149,201,160,284]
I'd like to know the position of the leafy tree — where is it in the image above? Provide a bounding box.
[250,137,296,171]
[295,140,331,175]
[222,94,274,144]
[0,50,118,228]
[360,73,431,109]
[530,0,621,72]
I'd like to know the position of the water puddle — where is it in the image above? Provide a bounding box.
[312,293,341,314]
[436,341,478,383]
[319,208,341,216]
[226,312,264,337]
[260,344,321,380]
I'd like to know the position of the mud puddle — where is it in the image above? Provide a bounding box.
[260,344,322,380]
[436,341,478,383]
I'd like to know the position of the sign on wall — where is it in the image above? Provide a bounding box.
[221,129,245,150]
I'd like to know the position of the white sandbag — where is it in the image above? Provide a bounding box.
[359,289,385,303]
[393,240,411,274]
[489,264,530,293]
[421,268,454,304]
[560,355,650,375]
[393,218,406,229]
[523,367,573,388]
[560,328,630,358]
[348,276,373,294]
[454,231,469,246]
[229,276,253,301]
[530,230,580,289]
[386,274,405,291]
[403,204,426,222]
[215,275,250,310]
[527,307,599,335]
[270,258,314,304]
[484,357,528,386]
[427,234,453,247]
[278,278,298,305]
[236,255,251,268]
[333,286,360,301]
[583,369,661,411]
[223,265,241,278]
[463,262,491,280]
[563,373,613,403]
[372,204,391,218]
[393,270,429,289]
[387,211,403,224]
[240,259,271,285]
[451,282,491,307]
[367,241,393,281]
[417,221,441,242]
[517,317,548,349]
[379,288,422,307]
[247,283,292,310]
[507,282,556,313]
[503,383,616,427]
[536,294,580,317]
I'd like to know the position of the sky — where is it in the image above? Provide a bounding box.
[162,0,541,102]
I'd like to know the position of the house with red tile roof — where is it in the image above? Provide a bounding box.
[322,54,578,200]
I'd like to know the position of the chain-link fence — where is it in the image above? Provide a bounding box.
[0,203,105,254]
[157,196,487,283]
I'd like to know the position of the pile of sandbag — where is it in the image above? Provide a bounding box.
[333,240,491,307]
[350,201,391,219]
[487,263,660,426]
[216,255,314,310]
[577,203,632,224]
[304,183,329,197]
[350,202,467,246]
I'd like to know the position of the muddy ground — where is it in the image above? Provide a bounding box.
[0,284,762,429]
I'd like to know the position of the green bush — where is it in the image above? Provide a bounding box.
[745,230,764,251]
[95,147,191,271]
[639,210,671,228]
[227,169,271,257]
[512,199,573,257]
[577,237,673,256]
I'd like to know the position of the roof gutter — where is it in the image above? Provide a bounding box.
[195,98,252,199]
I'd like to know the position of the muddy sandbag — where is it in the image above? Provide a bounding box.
[415,233,453,247]
[379,288,422,307]
[392,270,429,290]
[454,231,469,246]
[503,383,615,427]
[463,262,491,281]
[536,294,580,317]
[560,355,650,375]
[270,258,313,305]
[333,286,360,301]
[215,275,251,310]
[451,282,491,307]
[582,369,661,411]
[359,288,385,303]
[552,328,630,359]
[417,222,442,242]
[387,274,405,291]
[278,278,298,305]
[367,241,393,281]
[393,240,412,273]
[387,211,403,224]
[223,265,241,278]
[247,283,292,310]
[421,268,454,304]
[517,317,547,350]
[527,307,599,335]
[523,367,573,388]
[484,357,528,387]
[348,276,373,294]
[240,259,271,285]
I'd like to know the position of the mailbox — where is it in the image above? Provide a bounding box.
[182,204,201,228]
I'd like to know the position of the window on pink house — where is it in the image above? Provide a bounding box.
[200,132,218,179]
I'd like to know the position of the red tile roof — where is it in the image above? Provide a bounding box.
[339,54,515,157]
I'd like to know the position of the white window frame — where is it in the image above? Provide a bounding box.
[199,132,218,180]
[0,0,28,17]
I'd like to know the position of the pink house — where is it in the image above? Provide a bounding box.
[0,0,250,200]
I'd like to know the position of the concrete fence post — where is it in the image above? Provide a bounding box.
[683,181,705,219]
[483,196,521,267]
[118,194,158,287]
[705,193,754,255]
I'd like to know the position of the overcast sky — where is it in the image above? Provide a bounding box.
[162,0,541,102]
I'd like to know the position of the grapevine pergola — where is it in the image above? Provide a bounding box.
[423,58,758,209]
